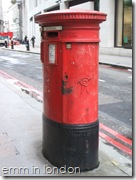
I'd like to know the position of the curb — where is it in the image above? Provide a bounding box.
[99,62,132,70]
[1,47,40,55]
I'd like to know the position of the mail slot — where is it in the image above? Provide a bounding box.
[35,9,106,171]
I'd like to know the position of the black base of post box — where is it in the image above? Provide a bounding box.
[42,115,99,171]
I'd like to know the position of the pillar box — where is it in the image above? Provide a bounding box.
[35,9,106,171]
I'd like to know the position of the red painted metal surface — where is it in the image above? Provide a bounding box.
[35,10,106,125]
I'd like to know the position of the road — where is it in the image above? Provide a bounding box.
[0,49,132,140]
[99,64,132,139]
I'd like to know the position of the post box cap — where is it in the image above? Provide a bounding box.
[35,9,107,25]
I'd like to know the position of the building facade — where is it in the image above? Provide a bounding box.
[0,0,4,31]
[8,3,21,39]
[3,0,132,51]
[2,0,27,41]
[26,0,132,50]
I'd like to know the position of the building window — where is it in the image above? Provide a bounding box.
[123,0,132,48]
[94,0,99,11]
[115,0,132,48]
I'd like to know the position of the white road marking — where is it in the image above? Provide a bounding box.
[99,79,106,82]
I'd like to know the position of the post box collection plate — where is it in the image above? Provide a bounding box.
[48,44,56,64]
[43,26,63,31]
[35,9,107,171]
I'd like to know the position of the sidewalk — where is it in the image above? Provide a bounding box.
[2,44,132,69]
[0,45,132,176]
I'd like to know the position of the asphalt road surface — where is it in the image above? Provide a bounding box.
[0,49,132,140]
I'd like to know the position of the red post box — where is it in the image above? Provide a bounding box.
[35,9,106,171]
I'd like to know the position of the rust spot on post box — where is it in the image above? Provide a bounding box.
[62,80,73,95]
